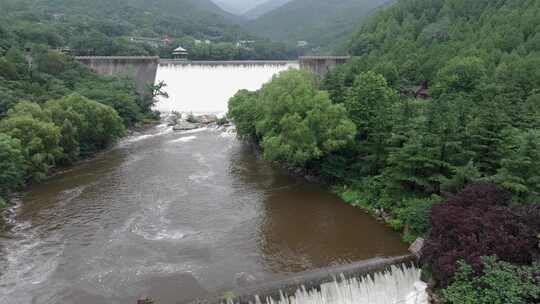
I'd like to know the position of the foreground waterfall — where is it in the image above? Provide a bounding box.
[227,264,427,304]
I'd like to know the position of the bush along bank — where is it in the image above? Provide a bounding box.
[227,67,540,302]
[0,46,161,208]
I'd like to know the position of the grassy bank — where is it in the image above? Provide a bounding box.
[335,185,440,244]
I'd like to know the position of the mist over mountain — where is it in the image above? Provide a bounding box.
[212,0,269,15]
[243,0,292,20]
[247,0,391,52]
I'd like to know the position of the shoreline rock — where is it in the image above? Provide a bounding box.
[172,121,202,131]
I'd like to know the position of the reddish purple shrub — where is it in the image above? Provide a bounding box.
[423,183,540,286]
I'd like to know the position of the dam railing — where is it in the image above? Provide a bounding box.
[159,60,298,66]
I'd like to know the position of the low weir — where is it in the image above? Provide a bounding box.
[193,255,427,304]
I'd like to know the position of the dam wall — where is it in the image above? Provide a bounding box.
[299,56,350,77]
[75,56,159,96]
[74,56,345,97]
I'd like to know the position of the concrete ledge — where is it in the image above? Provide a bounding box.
[192,255,416,304]
[299,56,351,60]
[299,56,350,77]
[75,56,160,61]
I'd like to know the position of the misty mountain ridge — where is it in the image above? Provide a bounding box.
[243,0,292,20]
[212,0,269,15]
[247,0,392,52]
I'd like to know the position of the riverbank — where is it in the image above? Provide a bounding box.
[0,116,161,211]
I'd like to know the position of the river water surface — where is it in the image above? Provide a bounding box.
[0,63,407,304]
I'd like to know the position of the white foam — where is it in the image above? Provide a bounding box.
[188,170,216,182]
[240,264,428,304]
[220,131,235,138]
[0,200,63,303]
[178,127,209,134]
[169,136,197,143]
[121,126,173,144]
[132,227,187,241]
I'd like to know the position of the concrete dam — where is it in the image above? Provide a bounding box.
[75,56,160,96]
[75,56,350,98]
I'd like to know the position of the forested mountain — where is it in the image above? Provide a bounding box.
[0,0,300,59]
[346,0,540,86]
[246,0,390,53]
[243,0,292,20]
[0,0,245,56]
[3,0,241,38]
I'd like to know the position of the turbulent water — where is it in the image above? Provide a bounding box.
[0,63,407,304]
[255,265,427,304]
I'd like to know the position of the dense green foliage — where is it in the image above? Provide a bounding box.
[0,94,127,186]
[0,134,24,197]
[443,257,540,304]
[0,46,147,121]
[165,38,299,61]
[0,93,127,179]
[0,43,151,206]
[322,0,540,204]
[0,0,238,54]
[228,70,356,167]
[247,0,389,54]
[345,0,540,88]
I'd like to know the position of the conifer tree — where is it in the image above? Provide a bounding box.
[493,129,540,203]
[344,71,398,175]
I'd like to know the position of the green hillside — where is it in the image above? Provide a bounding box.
[0,0,246,56]
[345,0,540,86]
[243,0,292,20]
[247,0,390,53]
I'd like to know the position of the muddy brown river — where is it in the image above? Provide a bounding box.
[0,63,407,304]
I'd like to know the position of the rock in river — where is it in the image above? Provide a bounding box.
[173,121,201,131]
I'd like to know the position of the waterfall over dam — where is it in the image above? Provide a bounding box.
[74,57,349,108]
[155,61,299,113]
[250,265,426,304]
